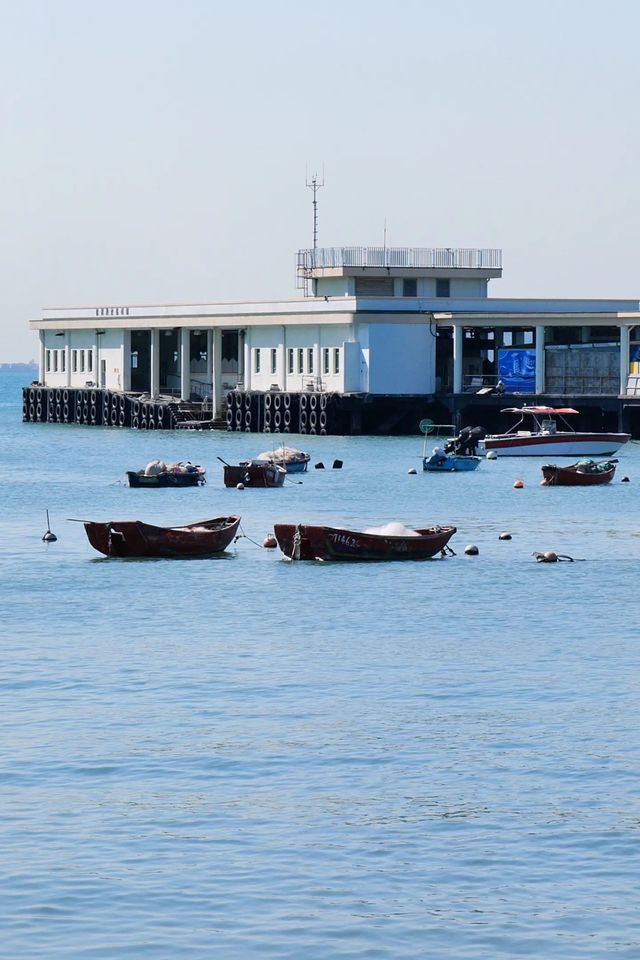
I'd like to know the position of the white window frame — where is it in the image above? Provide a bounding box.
[334,348,340,374]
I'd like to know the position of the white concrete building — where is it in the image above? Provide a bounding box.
[30,246,640,418]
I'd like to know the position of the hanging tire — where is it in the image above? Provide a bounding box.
[226,408,233,428]
[273,410,281,430]
[63,389,69,404]
[133,400,141,416]
[244,392,252,410]
[119,395,126,411]
[132,415,139,429]
[36,388,43,404]
[139,417,147,430]
[320,394,327,410]
[273,393,281,410]
[264,393,272,410]
[56,403,62,420]
[235,408,243,428]
[63,403,69,422]
[29,402,35,420]
[283,393,291,409]
[309,394,318,410]
[22,400,28,420]
[141,402,148,418]
[319,411,327,430]
[156,407,165,427]
[284,409,291,427]
[82,404,89,422]
[29,388,35,403]
[119,410,126,427]
[309,410,317,430]
[36,402,42,420]
[299,410,307,429]
[90,404,97,421]
[90,390,97,405]
[148,418,156,430]
[245,410,252,428]
[55,389,62,403]
[299,393,307,411]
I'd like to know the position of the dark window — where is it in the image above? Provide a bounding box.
[403,278,417,297]
[436,278,450,298]
[355,277,394,296]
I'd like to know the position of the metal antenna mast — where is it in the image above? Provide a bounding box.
[306,167,325,252]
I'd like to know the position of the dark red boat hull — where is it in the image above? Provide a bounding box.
[223,463,285,487]
[83,515,241,557]
[273,523,457,561]
[541,463,616,486]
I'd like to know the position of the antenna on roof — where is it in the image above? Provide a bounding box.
[306,165,325,252]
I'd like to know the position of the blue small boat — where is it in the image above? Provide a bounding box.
[422,447,481,472]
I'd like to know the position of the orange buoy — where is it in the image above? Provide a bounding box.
[263,534,277,549]
[513,479,524,488]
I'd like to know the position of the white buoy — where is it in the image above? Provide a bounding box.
[464,544,479,556]
[236,482,245,490]
[407,467,417,475]
[486,450,498,460]
[499,532,512,540]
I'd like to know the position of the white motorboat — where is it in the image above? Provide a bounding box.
[480,407,631,457]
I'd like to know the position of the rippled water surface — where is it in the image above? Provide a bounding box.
[2,371,640,958]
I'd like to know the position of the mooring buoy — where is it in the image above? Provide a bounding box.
[407,467,417,475]
[513,479,524,488]
[621,476,630,482]
[499,532,512,540]
[315,462,325,470]
[332,460,343,469]
[263,534,277,549]
[486,450,498,460]
[464,544,479,556]
[42,510,57,543]
[236,482,245,490]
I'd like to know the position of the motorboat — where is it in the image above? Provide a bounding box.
[423,446,481,472]
[126,460,206,487]
[480,407,631,456]
[79,515,241,558]
[273,521,457,561]
[540,459,617,486]
[254,446,310,473]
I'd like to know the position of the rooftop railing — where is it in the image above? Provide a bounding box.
[297,246,502,271]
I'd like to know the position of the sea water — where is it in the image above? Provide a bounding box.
[1,369,639,959]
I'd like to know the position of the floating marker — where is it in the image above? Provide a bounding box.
[464,544,479,556]
[263,534,277,549]
[315,462,325,470]
[332,460,343,469]
[236,482,245,490]
[42,510,57,543]
[486,450,498,460]
[407,467,417,475]
[499,532,512,540]
[621,476,630,482]
[513,479,524,488]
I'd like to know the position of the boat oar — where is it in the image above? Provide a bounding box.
[217,456,231,466]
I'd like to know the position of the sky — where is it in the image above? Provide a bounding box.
[2,0,640,361]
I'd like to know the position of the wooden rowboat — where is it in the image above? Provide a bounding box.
[223,461,286,488]
[541,459,617,486]
[273,522,457,562]
[81,515,241,558]
[127,463,206,487]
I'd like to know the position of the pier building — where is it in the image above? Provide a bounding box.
[26,246,640,434]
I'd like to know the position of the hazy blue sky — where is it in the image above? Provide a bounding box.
[2,0,639,361]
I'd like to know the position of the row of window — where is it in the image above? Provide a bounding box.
[45,349,93,374]
[353,277,451,298]
[254,347,341,376]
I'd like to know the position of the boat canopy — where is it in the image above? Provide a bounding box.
[500,406,579,415]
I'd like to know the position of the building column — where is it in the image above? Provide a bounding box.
[211,329,222,418]
[453,324,463,393]
[121,330,131,391]
[535,325,545,394]
[243,328,251,391]
[180,328,190,401]
[278,326,286,390]
[620,324,630,394]
[65,333,71,387]
[150,329,160,398]
[314,327,321,389]
[39,331,46,383]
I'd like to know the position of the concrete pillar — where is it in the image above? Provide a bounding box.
[314,327,321,389]
[65,333,71,387]
[535,325,545,394]
[122,330,131,391]
[39,331,46,384]
[243,329,251,391]
[453,325,463,393]
[180,328,190,402]
[150,329,160,398]
[620,324,630,394]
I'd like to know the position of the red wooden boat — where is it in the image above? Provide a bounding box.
[273,522,457,561]
[540,459,617,486]
[81,515,241,558]
[223,460,286,488]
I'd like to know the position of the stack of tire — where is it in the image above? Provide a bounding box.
[225,391,244,431]
[263,391,297,433]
